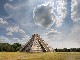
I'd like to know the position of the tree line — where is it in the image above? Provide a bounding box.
[0,43,80,52]
[55,48,80,52]
[0,43,21,52]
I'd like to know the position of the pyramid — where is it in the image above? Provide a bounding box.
[19,34,54,52]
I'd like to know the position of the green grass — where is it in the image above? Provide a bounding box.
[0,52,80,60]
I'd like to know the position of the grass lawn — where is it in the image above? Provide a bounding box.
[0,52,80,60]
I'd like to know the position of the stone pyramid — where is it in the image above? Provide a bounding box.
[19,34,54,52]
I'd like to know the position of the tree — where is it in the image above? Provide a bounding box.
[12,43,21,51]
[0,43,21,52]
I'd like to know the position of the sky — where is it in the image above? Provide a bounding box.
[0,0,80,48]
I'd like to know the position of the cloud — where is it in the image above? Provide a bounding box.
[71,0,80,22]
[4,1,41,34]
[33,1,67,28]
[6,26,19,32]
[10,34,30,44]
[0,18,8,25]
[40,29,63,48]
[8,0,13,2]
[64,22,80,48]
[5,26,30,44]
[69,22,80,41]
[10,38,20,43]
[4,0,67,29]
[46,29,63,41]
[0,36,10,43]
[6,32,13,36]
[6,26,25,36]
[4,3,25,20]
[19,29,25,33]
[0,28,30,44]
[33,2,55,29]
[20,35,30,44]
[4,2,33,25]
[44,24,80,48]
[56,0,67,27]
[0,35,30,44]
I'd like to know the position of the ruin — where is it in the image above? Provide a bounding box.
[19,34,55,52]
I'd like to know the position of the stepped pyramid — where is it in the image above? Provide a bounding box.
[19,34,54,52]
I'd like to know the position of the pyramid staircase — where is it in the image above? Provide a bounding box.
[19,34,54,52]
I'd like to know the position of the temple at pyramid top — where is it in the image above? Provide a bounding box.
[19,34,55,52]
